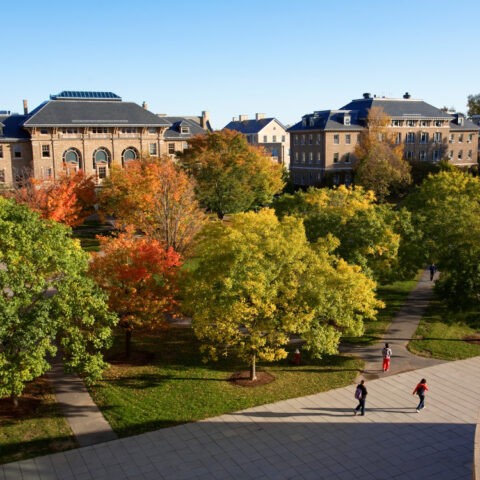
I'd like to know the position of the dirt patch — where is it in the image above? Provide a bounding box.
[463,334,480,345]
[0,377,47,419]
[228,371,275,387]
[107,350,154,366]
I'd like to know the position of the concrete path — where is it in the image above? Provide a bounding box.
[46,351,117,447]
[4,356,479,480]
[342,269,445,380]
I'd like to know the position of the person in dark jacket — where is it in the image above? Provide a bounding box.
[354,380,367,416]
[429,264,436,281]
[413,378,429,412]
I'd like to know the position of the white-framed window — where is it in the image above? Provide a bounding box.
[308,135,312,145]
[432,150,441,162]
[149,128,156,134]
[405,151,414,160]
[435,121,443,127]
[316,134,321,145]
[301,152,306,163]
[420,120,429,127]
[316,152,321,163]
[263,135,267,142]
[468,150,473,159]
[42,145,50,157]
[149,143,157,155]
[433,132,442,143]
[308,152,313,163]
[344,116,351,126]
[406,132,415,144]
[294,136,298,145]
[281,135,285,142]
[459,134,464,143]
[395,132,402,144]
[181,126,189,134]
[407,120,417,127]
[333,134,339,144]
[420,132,428,144]
[419,151,427,161]
[345,134,351,145]
[43,167,52,179]
[301,135,305,145]
[272,135,276,142]
[92,127,108,134]
[458,150,463,159]
[13,145,22,158]
[468,134,473,143]
[333,152,339,163]
[448,150,453,159]
[168,143,175,154]
[449,133,455,143]
[392,120,402,127]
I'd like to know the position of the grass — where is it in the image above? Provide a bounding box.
[89,328,363,437]
[342,273,420,346]
[72,219,114,252]
[408,297,480,360]
[0,377,77,465]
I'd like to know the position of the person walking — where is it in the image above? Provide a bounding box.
[382,343,392,372]
[429,263,436,281]
[413,378,429,412]
[354,380,367,416]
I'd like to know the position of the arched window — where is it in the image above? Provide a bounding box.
[121,147,138,167]
[62,148,82,170]
[93,147,111,169]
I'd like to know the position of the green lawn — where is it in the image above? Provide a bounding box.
[342,274,420,346]
[72,219,114,252]
[89,328,363,437]
[0,377,76,465]
[408,297,480,360]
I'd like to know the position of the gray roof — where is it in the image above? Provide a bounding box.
[23,99,172,128]
[224,118,286,134]
[161,116,208,140]
[289,110,363,132]
[0,114,30,141]
[340,98,453,119]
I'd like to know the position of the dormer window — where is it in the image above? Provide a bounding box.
[344,115,351,126]
[302,118,307,127]
[181,126,190,134]
[309,117,314,127]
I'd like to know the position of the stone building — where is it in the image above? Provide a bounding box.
[0,91,210,186]
[289,93,480,187]
[224,114,290,167]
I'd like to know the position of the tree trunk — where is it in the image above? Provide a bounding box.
[11,394,18,408]
[250,352,257,381]
[125,329,132,358]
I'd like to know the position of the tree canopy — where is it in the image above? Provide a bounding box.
[354,107,411,201]
[0,197,116,403]
[273,186,419,283]
[178,130,284,218]
[99,156,205,255]
[182,208,381,380]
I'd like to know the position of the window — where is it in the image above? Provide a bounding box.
[0,145,3,158]
[0,169,4,183]
[345,174,352,186]
[295,152,299,163]
[91,128,108,134]
[333,152,339,163]
[449,133,455,143]
[435,121,443,127]
[63,148,82,168]
[93,148,111,168]
[433,132,442,143]
[294,136,298,145]
[448,150,453,159]
[459,134,463,143]
[14,145,22,158]
[149,128,156,134]
[263,135,268,142]
[407,120,417,127]
[406,132,415,144]
[468,150,473,159]
[308,135,312,145]
[149,143,157,155]
[395,132,402,144]
[98,167,107,179]
[43,168,52,179]
[433,150,441,162]
[420,132,429,144]
[308,152,313,163]
[121,147,138,166]
[468,134,473,143]
[273,135,277,143]
[40,128,48,135]
[301,135,305,145]
[333,174,340,186]
[345,134,351,145]
[62,128,79,134]
[42,145,50,157]
[181,126,190,134]
[333,134,339,144]
[281,135,285,142]
[301,152,306,163]
[458,150,463,159]
[345,153,351,163]
[419,151,427,161]
[344,116,351,126]
[405,151,414,160]
[420,120,429,127]
[272,148,278,157]
[168,143,175,154]
[183,142,188,149]
[316,134,321,145]
[316,152,321,163]
[121,127,137,134]
[392,120,402,127]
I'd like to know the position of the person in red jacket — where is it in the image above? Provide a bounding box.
[413,378,429,412]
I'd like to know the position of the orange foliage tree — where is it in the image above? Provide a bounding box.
[89,230,183,358]
[99,156,205,255]
[8,170,96,227]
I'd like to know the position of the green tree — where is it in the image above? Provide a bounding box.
[178,130,284,218]
[182,209,381,380]
[0,198,117,404]
[467,93,480,118]
[274,186,419,283]
[405,170,480,306]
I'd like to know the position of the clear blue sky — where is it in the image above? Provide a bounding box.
[2,0,479,129]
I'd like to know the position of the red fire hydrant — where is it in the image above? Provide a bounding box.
[293,348,301,366]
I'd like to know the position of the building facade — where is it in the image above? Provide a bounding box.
[224,114,290,167]
[289,93,480,187]
[0,91,210,186]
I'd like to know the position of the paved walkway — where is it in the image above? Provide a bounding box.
[3,356,479,480]
[46,351,117,447]
[341,269,444,380]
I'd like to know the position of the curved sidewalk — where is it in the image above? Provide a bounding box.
[3,356,479,480]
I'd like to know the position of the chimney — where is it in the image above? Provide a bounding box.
[363,92,371,99]
[256,113,266,120]
[23,99,28,115]
[201,110,209,129]
[403,92,411,99]
[232,116,238,122]
[239,114,248,121]
[142,101,148,109]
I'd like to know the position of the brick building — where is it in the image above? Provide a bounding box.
[0,91,210,186]
[289,93,480,187]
